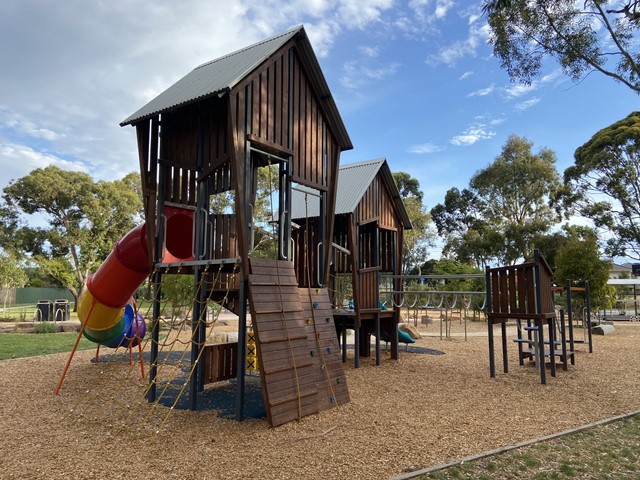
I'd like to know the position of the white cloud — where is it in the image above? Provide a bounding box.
[341,59,400,89]
[504,83,535,98]
[504,68,564,98]
[408,143,443,154]
[426,9,490,66]
[0,0,406,189]
[0,141,88,188]
[467,84,496,97]
[459,71,474,80]
[359,45,379,58]
[515,97,541,111]
[336,0,394,29]
[451,122,496,146]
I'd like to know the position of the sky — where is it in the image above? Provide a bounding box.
[1,0,638,259]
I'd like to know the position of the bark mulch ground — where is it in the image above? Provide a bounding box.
[1,320,638,480]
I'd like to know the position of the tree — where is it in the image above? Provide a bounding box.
[392,172,435,273]
[483,0,640,94]
[0,253,28,312]
[564,111,640,259]
[554,227,614,313]
[432,135,564,267]
[1,167,142,306]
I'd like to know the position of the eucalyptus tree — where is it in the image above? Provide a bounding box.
[564,111,640,259]
[1,167,142,306]
[432,135,565,267]
[483,0,640,94]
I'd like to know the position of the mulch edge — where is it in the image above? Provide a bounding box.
[391,407,640,480]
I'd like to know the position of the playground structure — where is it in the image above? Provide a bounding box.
[57,26,357,427]
[291,158,412,367]
[603,278,640,321]
[485,250,592,384]
[380,273,487,341]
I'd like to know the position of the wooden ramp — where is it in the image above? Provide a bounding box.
[248,259,349,427]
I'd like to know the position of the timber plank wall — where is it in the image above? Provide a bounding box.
[248,259,349,427]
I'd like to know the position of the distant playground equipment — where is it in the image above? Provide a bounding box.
[551,280,593,354]
[381,273,486,341]
[485,250,593,385]
[599,278,640,321]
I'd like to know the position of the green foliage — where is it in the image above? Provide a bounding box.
[392,172,436,273]
[564,111,640,260]
[0,167,143,302]
[0,253,28,311]
[392,171,424,202]
[483,0,640,94]
[431,135,564,267]
[554,228,613,312]
[33,322,59,334]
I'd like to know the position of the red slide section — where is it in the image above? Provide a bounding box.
[77,206,195,345]
[77,223,151,344]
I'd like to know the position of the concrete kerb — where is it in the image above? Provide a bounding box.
[390,408,640,480]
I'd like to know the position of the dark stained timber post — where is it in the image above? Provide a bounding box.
[585,281,593,353]
[148,270,162,402]
[486,267,495,378]
[235,278,248,421]
[189,266,202,411]
[549,316,556,378]
[375,312,381,366]
[538,321,546,385]
[559,309,568,371]
[341,319,347,363]
[533,260,546,384]
[501,320,508,374]
[566,279,575,365]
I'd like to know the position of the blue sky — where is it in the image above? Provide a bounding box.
[1,1,637,258]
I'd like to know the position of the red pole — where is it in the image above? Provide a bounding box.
[54,300,97,395]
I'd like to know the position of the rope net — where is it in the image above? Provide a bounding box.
[62,263,237,434]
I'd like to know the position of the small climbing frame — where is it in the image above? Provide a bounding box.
[248,259,349,427]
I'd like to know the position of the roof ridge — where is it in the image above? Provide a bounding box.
[195,25,303,71]
[339,158,385,170]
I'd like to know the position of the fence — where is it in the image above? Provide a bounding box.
[0,288,75,305]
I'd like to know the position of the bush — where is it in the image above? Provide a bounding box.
[34,322,58,334]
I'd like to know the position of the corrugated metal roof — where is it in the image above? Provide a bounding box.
[291,158,412,229]
[120,27,302,126]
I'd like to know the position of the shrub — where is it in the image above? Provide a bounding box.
[34,322,59,334]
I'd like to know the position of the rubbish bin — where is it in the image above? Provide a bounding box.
[36,300,52,322]
[54,299,70,321]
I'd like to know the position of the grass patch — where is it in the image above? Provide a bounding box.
[0,333,94,360]
[419,414,640,480]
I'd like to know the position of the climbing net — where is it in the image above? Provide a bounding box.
[62,262,237,434]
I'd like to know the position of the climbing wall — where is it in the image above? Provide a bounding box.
[299,287,350,411]
[248,259,349,427]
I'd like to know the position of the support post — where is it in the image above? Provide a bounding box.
[235,278,248,421]
[147,270,162,402]
[585,281,593,353]
[486,267,495,378]
[566,279,575,365]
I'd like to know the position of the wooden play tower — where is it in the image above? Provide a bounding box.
[291,158,412,367]
[120,26,352,427]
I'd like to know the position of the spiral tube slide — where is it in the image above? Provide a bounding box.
[77,223,150,346]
